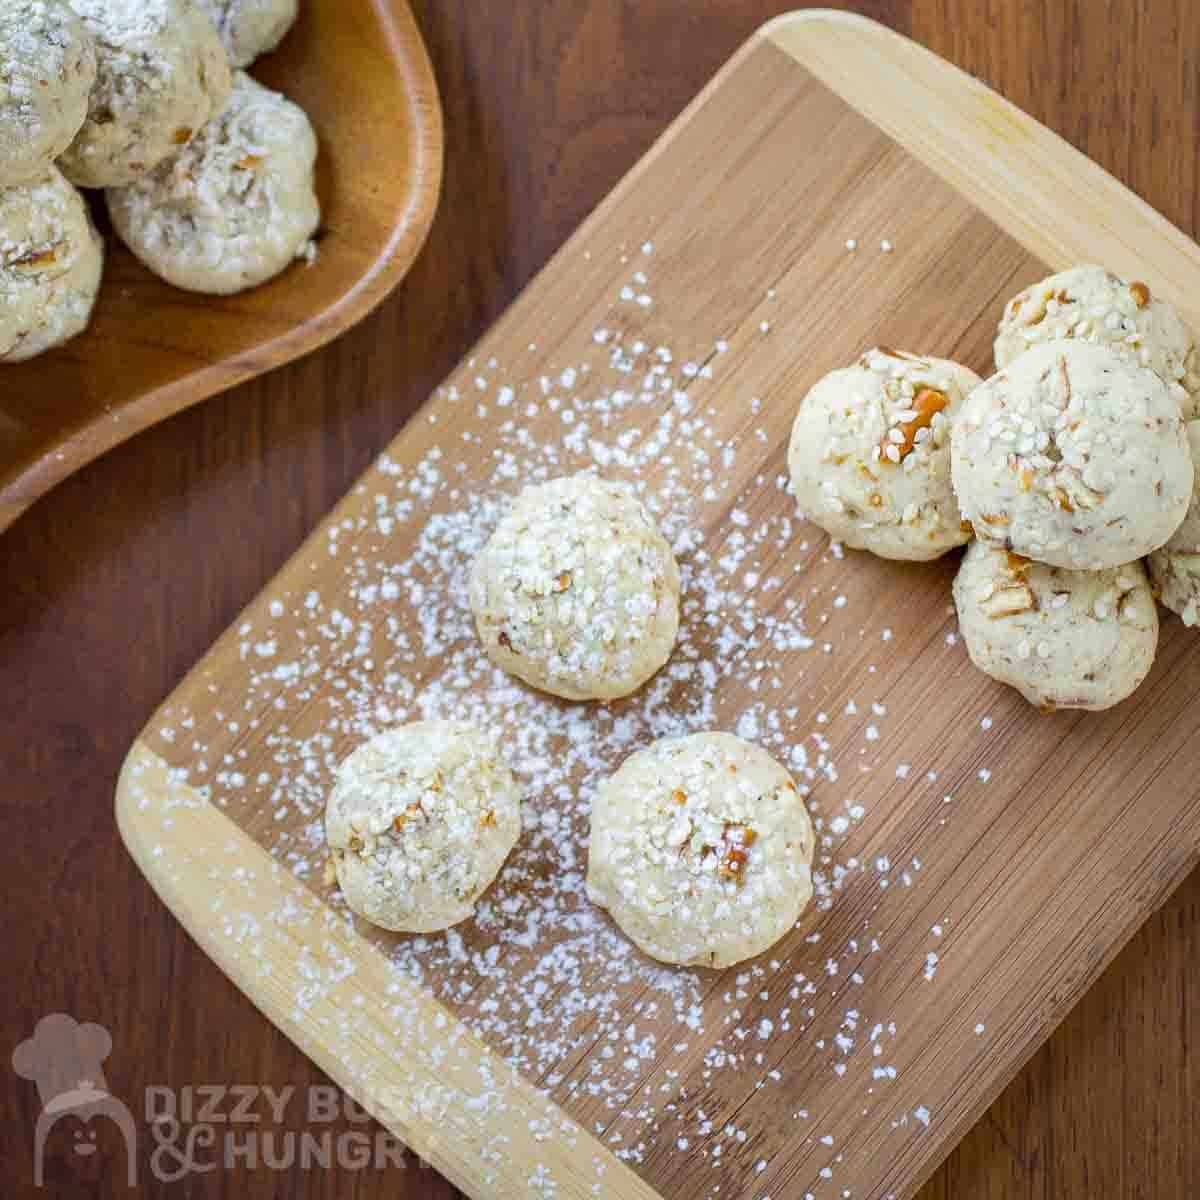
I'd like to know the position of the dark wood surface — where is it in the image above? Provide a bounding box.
[2,3,1196,1197]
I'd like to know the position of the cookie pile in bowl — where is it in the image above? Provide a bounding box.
[0,0,316,362]
[789,263,1200,712]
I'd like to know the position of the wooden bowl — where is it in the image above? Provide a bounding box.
[0,0,443,533]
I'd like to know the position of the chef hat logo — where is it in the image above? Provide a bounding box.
[12,1013,137,1187]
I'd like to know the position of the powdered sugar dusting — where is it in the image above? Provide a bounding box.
[142,230,1032,1193]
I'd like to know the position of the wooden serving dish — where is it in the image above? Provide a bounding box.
[0,0,442,533]
[117,11,1200,1200]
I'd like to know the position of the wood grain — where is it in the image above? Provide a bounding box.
[0,0,443,533]
[1,4,1197,1200]
[766,11,1200,329]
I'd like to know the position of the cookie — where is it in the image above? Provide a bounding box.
[952,341,1192,569]
[199,0,297,67]
[787,347,981,560]
[996,264,1200,417]
[953,540,1157,710]
[1147,420,1200,625]
[0,0,96,186]
[469,474,681,701]
[0,166,102,361]
[58,0,231,188]
[324,721,523,934]
[586,732,815,968]
[106,71,318,294]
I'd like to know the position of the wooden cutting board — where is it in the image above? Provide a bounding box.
[115,12,1200,1200]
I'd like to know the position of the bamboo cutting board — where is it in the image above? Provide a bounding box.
[116,12,1200,1200]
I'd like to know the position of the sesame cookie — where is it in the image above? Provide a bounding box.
[324,721,523,934]
[106,71,318,294]
[953,540,1158,710]
[0,0,96,186]
[199,0,297,68]
[952,341,1193,570]
[586,732,815,969]
[58,0,231,189]
[0,166,102,361]
[1147,421,1200,625]
[469,474,681,702]
[996,265,1200,417]
[786,348,981,561]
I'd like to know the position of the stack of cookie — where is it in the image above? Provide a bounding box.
[0,0,317,363]
[789,264,1200,712]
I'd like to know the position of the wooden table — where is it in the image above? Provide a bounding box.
[2,3,1196,1197]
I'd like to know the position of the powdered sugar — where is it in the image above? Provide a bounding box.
[142,235,1023,1192]
[0,0,95,182]
[59,0,231,188]
[106,70,317,294]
